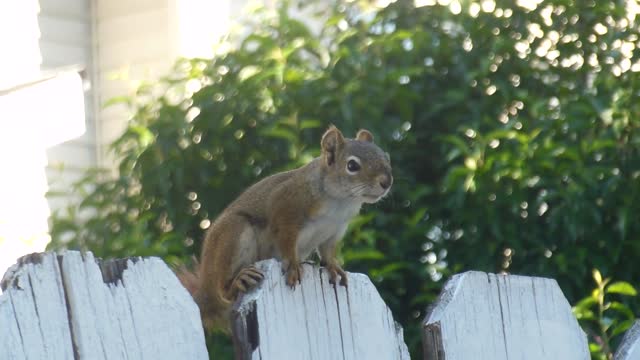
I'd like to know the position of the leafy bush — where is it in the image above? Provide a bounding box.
[573,270,637,359]
[49,0,640,357]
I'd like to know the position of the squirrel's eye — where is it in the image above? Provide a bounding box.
[347,159,361,173]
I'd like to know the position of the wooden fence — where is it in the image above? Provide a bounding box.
[0,252,207,359]
[1,251,639,359]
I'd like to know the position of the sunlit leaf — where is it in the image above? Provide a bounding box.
[573,297,597,312]
[102,96,131,108]
[606,282,637,296]
[593,269,603,285]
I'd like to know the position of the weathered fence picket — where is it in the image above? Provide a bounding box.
[0,251,207,360]
[422,271,590,360]
[231,259,410,360]
[615,320,640,360]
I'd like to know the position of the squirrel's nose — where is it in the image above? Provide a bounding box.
[379,174,392,190]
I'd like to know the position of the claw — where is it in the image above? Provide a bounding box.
[325,263,348,287]
[283,261,303,289]
[229,266,265,298]
[240,275,259,288]
[243,266,264,281]
[235,281,247,293]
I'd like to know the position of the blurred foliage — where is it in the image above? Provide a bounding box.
[48,0,640,358]
[573,269,637,359]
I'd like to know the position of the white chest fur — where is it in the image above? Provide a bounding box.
[296,199,362,259]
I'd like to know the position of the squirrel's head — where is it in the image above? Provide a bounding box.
[320,125,393,204]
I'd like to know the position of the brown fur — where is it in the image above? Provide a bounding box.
[176,126,393,331]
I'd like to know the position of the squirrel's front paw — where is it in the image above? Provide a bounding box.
[325,263,348,287]
[282,261,303,289]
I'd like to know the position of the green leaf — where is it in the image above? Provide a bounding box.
[342,249,385,262]
[103,96,131,108]
[607,301,634,319]
[593,269,603,285]
[573,309,596,321]
[260,126,298,142]
[299,119,322,130]
[573,296,597,312]
[611,319,635,338]
[441,135,471,156]
[405,207,427,227]
[606,282,637,296]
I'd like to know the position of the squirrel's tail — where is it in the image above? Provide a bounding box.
[175,256,201,296]
[175,257,232,332]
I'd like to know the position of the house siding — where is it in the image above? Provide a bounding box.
[37,0,97,216]
[95,0,175,169]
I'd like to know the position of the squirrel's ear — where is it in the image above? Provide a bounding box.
[321,125,345,166]
[356,129,374,143]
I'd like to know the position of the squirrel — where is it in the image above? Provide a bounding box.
[178,125,393,330]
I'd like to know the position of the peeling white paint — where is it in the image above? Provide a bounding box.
[424,271,590,360]
[0,251,207,360]
[233,259,410,360]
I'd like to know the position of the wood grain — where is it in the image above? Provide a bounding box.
[0,251,207,360]
[232,259,410,360]
[423,271,590,360]
[615,320,640,360]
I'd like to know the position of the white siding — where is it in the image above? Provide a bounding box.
[47,141,96,170]
[39,0,90,19]
[37,0,97,217]
[97,0,165,20]
[39,43,89,68]
[97,9,169,48]
[45,167,86,216]
[38,16,90,47]
[94,0,176,169]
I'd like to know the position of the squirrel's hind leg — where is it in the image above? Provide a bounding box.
[197,216,259,330]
